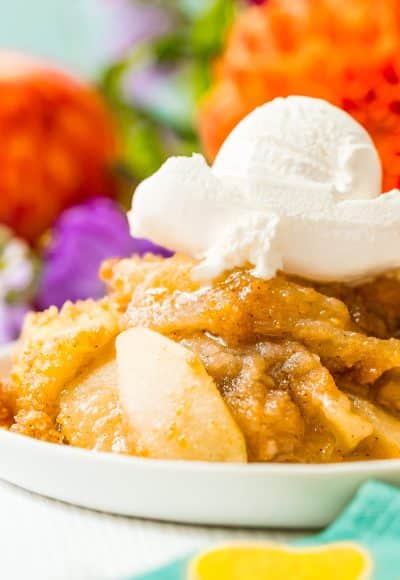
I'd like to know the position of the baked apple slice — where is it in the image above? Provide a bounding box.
[116,328,247,462]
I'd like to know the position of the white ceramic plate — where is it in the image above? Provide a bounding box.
[2,346,400,529]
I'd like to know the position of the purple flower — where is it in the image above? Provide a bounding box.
[0,303,29,344]
[0,229,34,299]
[36,198,172,310]
[0,227,35,344]
[122,64,193,132]
[123,64,174,110]
[99,1,174,61]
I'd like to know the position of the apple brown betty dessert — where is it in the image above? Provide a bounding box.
[3,253,400,463]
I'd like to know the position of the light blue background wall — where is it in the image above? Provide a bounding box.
[0,0,111,78]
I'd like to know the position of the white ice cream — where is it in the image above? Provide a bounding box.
[213,95,381,202]
[129,95,400,283]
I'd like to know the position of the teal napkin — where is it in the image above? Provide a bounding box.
[132,480,400,579]
[298,480,400,579]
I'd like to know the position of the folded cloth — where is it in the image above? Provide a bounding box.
[131,480,400,579]
[297,480,400,579]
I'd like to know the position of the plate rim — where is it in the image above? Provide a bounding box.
[3,420,400,477]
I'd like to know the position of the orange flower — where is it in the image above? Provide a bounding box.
[199,0,400,191]
[0,52,118,241]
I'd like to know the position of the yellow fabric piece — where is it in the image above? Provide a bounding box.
[189,542,372,580]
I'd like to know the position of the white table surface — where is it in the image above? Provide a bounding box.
[0,479,309,580]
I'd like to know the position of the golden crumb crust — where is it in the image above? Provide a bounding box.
[10,298,122,441]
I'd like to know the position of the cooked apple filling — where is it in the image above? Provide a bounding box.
[5,254,400,463]
[0,381,14,429]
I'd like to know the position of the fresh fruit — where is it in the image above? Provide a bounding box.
[116,327,247,461]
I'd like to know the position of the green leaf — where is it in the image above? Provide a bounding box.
[121,117,166,180]
[189,0,235,58]
[97,0,235,184]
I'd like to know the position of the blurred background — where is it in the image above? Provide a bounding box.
[0,0,399,343]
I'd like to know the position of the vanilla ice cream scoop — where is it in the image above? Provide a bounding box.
[130,154,283,280]
[129,96,400,284]
[214,96,382,202]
